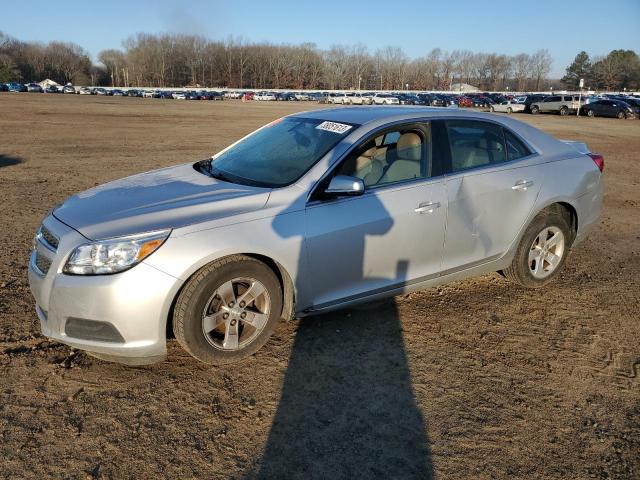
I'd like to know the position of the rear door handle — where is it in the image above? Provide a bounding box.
[414,201,441,213]
[512,180,534,191]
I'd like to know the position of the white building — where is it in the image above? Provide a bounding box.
[450,83,480,93]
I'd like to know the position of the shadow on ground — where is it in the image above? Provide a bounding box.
[248,300,434,480]
[0,154,23,168]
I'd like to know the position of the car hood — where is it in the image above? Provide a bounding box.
[53,163,271,240]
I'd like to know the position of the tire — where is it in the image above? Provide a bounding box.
[490,106,495,112]
[502,208,572,288]
[587,109,595,117]
[617,111,626,119]
[507,107,513,114]
[559,106,569,116]
[173,255,283,365]
[531,105,539,114]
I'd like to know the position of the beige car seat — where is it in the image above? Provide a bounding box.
[378,132,422,184]
[451,137,492,171]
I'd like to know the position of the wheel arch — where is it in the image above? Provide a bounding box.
[498,200,579,278]
[165,252,296,339]
[244,253,296,322]
[531,200,578,244]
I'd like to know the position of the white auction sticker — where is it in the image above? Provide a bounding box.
[315,121,352,134]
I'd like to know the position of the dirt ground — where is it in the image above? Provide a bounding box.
[0,94,638,479]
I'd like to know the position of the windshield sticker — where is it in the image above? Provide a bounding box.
[315,121,352,134]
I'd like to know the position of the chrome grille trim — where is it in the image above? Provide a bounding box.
[34,251,52,275]
[39,225,59,251]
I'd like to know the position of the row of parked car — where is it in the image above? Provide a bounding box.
[489,93,640,119]
[79,87,226,100]
[0,82,78,94]
[247,90,475,106]
[3,81,638,118]
[0,83,229,100]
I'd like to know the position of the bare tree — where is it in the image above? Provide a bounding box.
[438,50,457,90]
[98,49,126,86]
[347,44,372,90]
[512,53,532,91]
[531,49,552,90]
[324,45,350,89]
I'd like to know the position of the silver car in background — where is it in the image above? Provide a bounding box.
[28,107,604,365]
[491,100,526,114]
[372,93,400,105]
[349,93,373,105]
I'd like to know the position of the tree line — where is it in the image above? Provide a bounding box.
[0,32,93,85]
[1,30,637,91]
[562,50,640,91]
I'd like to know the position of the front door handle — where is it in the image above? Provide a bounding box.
[512,180,534,191]
[414,201,441,214]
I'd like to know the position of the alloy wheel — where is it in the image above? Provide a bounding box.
[201,277,271,350]
[528,226,565,279]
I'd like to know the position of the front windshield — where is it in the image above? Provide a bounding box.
[207,117,356,187]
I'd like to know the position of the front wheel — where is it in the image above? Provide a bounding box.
[617,111,626,119]
[490,106,495,112]
[507,107,513,114]
[503,209,571,288]
[559,106,569,116]
[173,255,283,364]
[587,109,595,117]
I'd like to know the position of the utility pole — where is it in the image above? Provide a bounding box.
[577,78,584,117]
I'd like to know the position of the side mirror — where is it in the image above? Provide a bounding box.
[324,175,365,197]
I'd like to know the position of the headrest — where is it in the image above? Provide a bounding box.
[360,146,377,158]
[397,132,422,161]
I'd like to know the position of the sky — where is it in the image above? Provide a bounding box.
[2,0,639,78]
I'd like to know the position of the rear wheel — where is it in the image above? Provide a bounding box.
[503,209,571,288]
[490,106,495,112]
[507,107,513,114]
[559,106,569,116]
[173,255,283,364]
[531,105,540,114]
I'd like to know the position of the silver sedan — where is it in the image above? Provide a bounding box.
[28,107,604,365]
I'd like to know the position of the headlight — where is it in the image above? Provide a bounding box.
[63,230,170,275]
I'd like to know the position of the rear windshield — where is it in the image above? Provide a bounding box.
[206,117,357,187]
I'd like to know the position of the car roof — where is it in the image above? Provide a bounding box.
[291,106,500,125]
[291,106,566,155]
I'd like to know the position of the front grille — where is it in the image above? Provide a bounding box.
[40,226,59,251]
[34,251,52,275]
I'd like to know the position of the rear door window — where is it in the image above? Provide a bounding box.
[445,120,506,172]
[504,129,533,161]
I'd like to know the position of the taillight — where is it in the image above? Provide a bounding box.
[588,153,604,172]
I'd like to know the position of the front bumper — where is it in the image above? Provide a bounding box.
[27,215,181,365]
